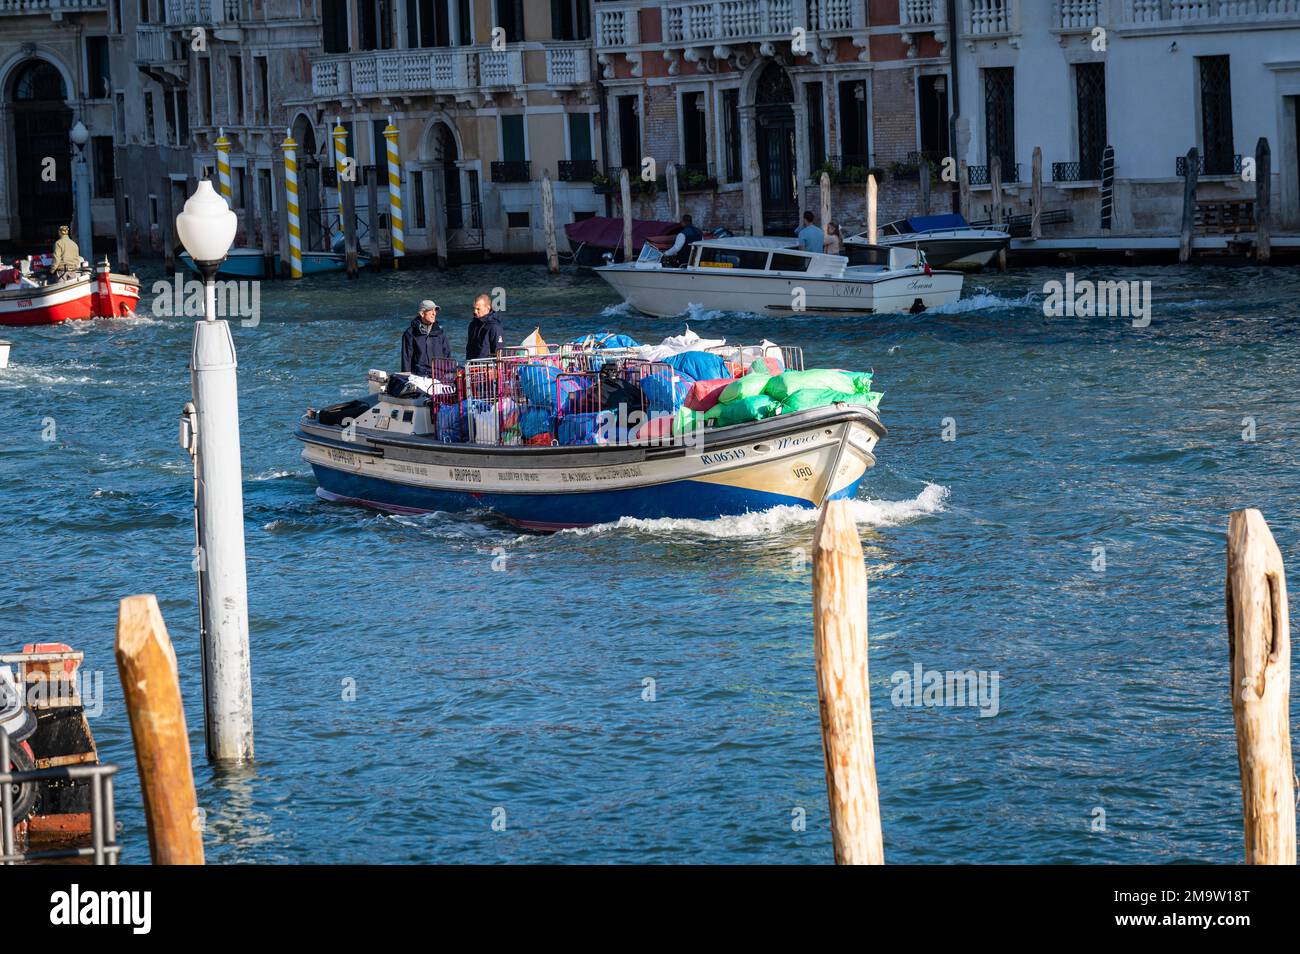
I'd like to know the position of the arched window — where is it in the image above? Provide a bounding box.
[755,62,793,107]
[12,60,67,102]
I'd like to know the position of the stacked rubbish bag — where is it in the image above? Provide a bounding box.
[435,327,882,447]
[682,361,883,433]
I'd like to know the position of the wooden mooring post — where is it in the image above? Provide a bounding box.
[258,171,276,279]
[113,175,129,272]
[1225,509,1295,865]
[619,167,633,261]
[820,171,832,235]
[158,179,176,273]
[365,167,382,271]
[812,499,885,865]
[1255,137,1271,265]
[341,172,359,279]
[666,162,680,222]
[866,174,878,245]
[990,156,1006,271]
[919,161,931,217]
[541,170,559,274]
[1030,146,1043,241]
[1179,146,1199,265]
[958,159,971,222]
[115,595,205,865]
[748,158,764,236]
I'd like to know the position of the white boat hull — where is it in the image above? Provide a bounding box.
[596,265,962,318]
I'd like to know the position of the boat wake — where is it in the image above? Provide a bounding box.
[560,482,949,540]
[927,290,1039,315]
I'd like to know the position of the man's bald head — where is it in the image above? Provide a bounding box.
[473,294,492,318]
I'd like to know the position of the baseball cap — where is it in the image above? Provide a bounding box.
[418,299,438,312]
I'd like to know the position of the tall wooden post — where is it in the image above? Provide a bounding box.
[812,500,884,865]
[365,167,382,270]
[158,179,175,273]
[866,174,878,245]
[919,161,931,216]
[115,595,205,865]
[273,152,290,276]
[1179,146,1199,264]
[1030,146,1043,240]
[541,170,559,274]
[1255,137,1271,265]
[819,171,831,234]
[258,171,276,278]
[1225,509,1294,865]
[341,173,359,278]
[958,159,971,222]
[619,167,633,262]
[666,162,680,222]
[113,175,130,272]
[748,157,764,236]
[990,156,1006,270]
[1100,144,1115,231]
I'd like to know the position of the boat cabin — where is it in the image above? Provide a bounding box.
[634,235,920,277]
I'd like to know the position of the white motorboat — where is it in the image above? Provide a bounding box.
[595,236,962,318]
[847,213,1010,270]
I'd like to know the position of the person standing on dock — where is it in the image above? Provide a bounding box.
[796,212,824,253]
[465,293,505,362]
[400,299,452,377]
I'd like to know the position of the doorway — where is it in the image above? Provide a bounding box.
[10,60,73,245]
[755,63,797,234]
[918,74,950,162]
[433,122,463,230]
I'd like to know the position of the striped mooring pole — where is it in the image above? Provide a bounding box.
[281,131,303,279]
[215,127,233,208]
[383,117,404,268]
[332,118,348,242]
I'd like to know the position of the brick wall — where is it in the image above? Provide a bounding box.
[871,68,917,168]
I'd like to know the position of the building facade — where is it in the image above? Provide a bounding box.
[955,0,1300,234]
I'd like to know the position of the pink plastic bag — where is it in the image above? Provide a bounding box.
[683,377,737,412]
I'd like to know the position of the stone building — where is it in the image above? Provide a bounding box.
[306,0,603,257]
[954,0,1300,235]
[590,0,955,236]
[0,0,117,246]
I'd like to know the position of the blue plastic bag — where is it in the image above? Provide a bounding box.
[663,351,730,383]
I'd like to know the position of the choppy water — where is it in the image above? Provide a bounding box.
[2,261,1298,864]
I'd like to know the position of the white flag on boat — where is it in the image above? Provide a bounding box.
[521,327,549,356]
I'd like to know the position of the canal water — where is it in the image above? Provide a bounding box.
[2,261,1298,864]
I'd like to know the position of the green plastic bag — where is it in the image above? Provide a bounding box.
[781,388,883,413]
[673,405,699,436]
[718,372,771,404]
[764,369,857,402]
[705,394,781,427]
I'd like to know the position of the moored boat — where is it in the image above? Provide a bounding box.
[296,343,885,530]
[848,213,1010,270]
[0,260,140,327]
[179,248,368,278]
[596,236,961,318]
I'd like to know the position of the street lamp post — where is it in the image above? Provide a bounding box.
[69,120,92,262]
[175,180,255,764]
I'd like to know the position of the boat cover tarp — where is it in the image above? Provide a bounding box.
[902,213,968,233]
[563,216,681,252]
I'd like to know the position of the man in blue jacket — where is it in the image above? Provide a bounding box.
[465,293,505,362]
[400,299,452,376]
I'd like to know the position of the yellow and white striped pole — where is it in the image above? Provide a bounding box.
[215,127,233,208]
[332,118,348,243]
[383,116,403,268]
[281,130,303,279]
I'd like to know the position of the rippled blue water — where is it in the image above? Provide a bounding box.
[2,261,1297,864]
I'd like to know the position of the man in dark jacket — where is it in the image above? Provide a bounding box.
[465,293,505,362]
[400,299,452,377]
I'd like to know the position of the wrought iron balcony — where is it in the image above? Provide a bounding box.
[1176,153,1243,177]
[968,162,1020,185]
[558,159,598,182]
[491,161,531,183]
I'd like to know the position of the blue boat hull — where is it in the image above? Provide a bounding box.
[311,464,864,530]
[181,250,368,279]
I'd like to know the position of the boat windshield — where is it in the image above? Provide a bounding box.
[636,243,663,267]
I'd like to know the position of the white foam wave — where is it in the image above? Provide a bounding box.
[927,291,1039,315]
[561,483,949,540]
[599,301,635,318]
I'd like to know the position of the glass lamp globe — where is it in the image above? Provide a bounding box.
[69,120,89,147]
[175,180,237,266]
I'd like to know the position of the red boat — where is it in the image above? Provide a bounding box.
[0,259,141,326]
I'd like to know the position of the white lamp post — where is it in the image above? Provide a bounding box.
[175,179,254,764]
[69,120,92,262]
